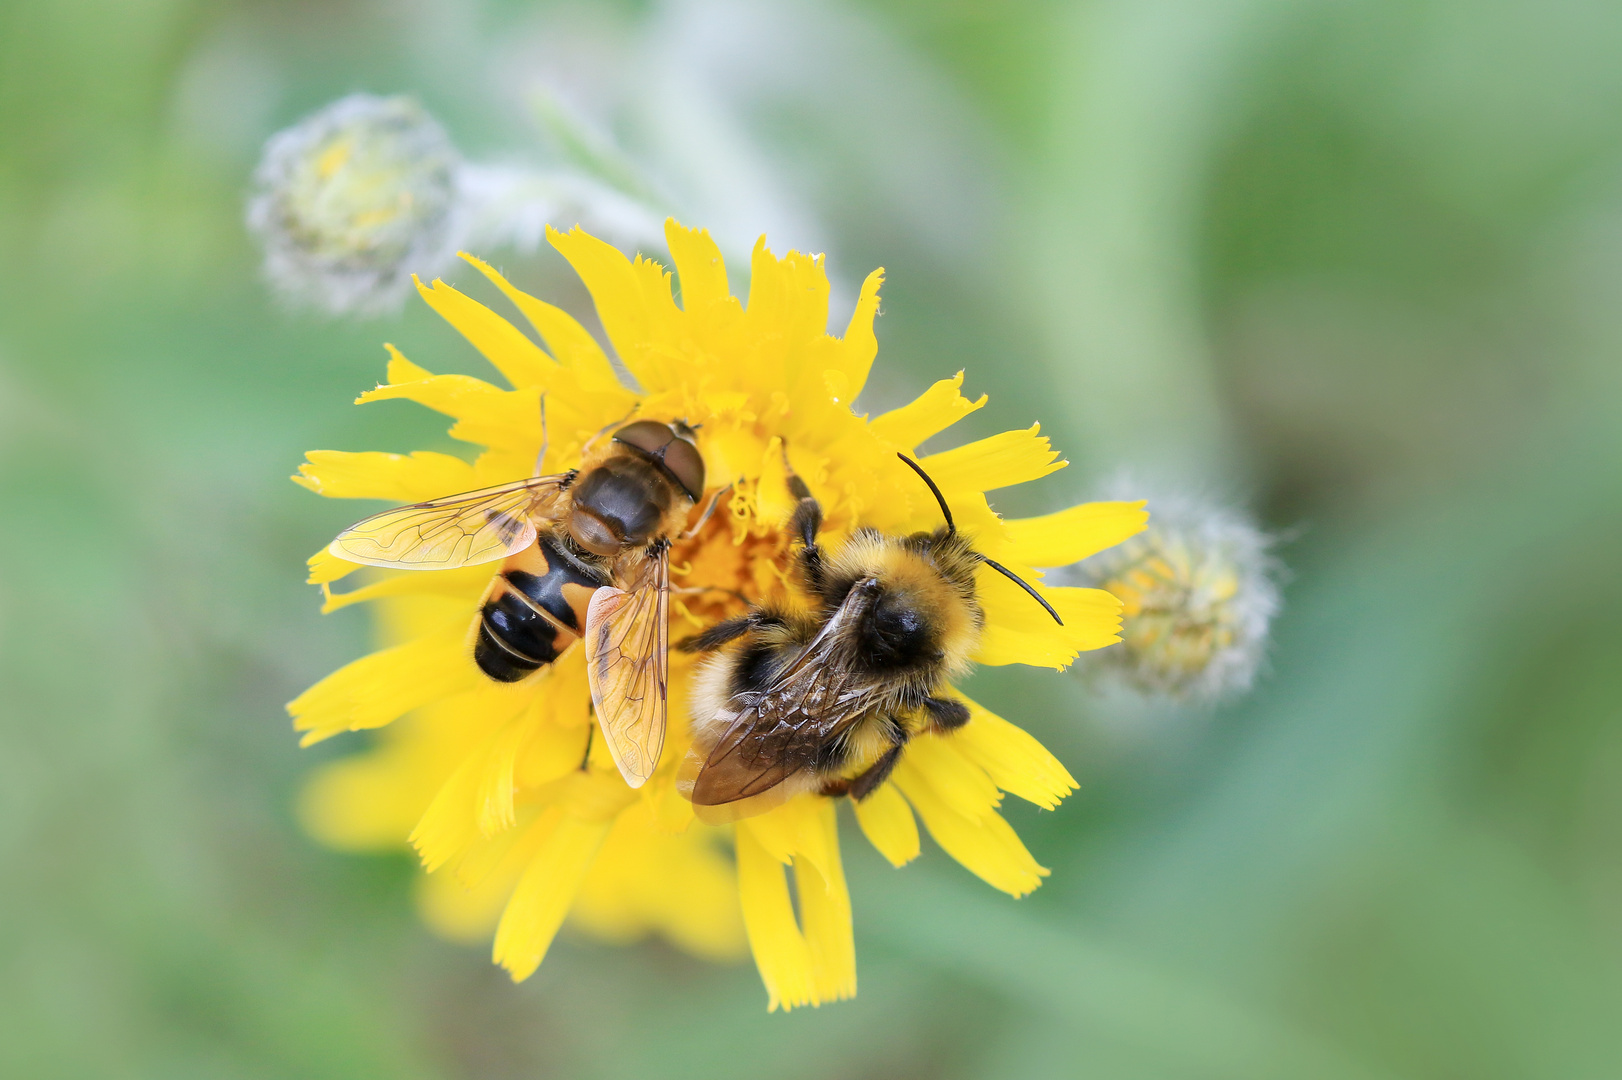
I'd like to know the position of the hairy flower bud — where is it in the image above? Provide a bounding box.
[247,94,462,315]
[247,94,668,317]
[1072,496,1281,702]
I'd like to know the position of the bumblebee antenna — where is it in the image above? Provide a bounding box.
[979,556,1064,626]
[895,452,1061,625]
[896,453,954,534]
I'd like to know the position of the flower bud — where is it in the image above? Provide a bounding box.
[1072,495,1281,702]
[247,94,462,315]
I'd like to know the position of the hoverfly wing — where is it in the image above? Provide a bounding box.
[328,475,568,570]
[584,549,669,788]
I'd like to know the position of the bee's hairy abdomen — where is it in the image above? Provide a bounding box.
[724,611,815,698]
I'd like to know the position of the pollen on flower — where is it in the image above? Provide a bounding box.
[1069,493,1281,702]
[248,94,463,316]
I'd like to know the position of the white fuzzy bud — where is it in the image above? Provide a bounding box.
[247,94,669,317]
[1072,495,1282,703]
[247,94,462,316]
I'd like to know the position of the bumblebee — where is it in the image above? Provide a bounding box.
[325,417,717,787]
[677,454,1061,820]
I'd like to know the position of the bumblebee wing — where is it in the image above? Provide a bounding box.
[690,661,873,806]
[584,550,669,788]
[328,475,568,569]
[690,588,882,807]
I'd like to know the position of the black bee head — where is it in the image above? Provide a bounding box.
[856,579,937,670]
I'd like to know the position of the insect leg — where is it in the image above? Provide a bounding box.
[775,441,827,591]
[923,696,971,732]
[581,405,639,456]
[677,612,763,652]
[579,717,594,771]
[847,723,911,801]
[532,393,549,475]
[680,483,734,539]
[784,481,826,597]
[672,584,751,604]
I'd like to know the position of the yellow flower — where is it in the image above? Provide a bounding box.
[290,219,1147,1009]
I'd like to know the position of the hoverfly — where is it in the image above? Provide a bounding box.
[678,454,1061,820]
[327,418,717,787]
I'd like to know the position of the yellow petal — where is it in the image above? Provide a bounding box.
[492,810,612,981]
[735,821,815,1011]
[1003,500,1149,568]
[448,805,553,892]
[287,621,479,745]
[458,253,628,397]
[292,450,476,502]
[976,576,1124,669]
[744,239,832,361]
[665,219,730,310]
[852,782,920,867]
[949,696,1077,810]
[516,719,592,795]
[630,254,686,388]
[745,795,834,886]
[822,368,853,408]
[416,869,506,945]
[794,800,855,1004]
[641,768,699,834]
[371,582,481,647]
[416,810,551,944]
[893,761,1049,898]
[835,267,884,399]
[918,424,1066,493]
[414,275,557,389]
[318,565,489,614]
[298,683,515,860]
[474,711,537,838]
[753,436,796,528]
[358,347,541,454]
[378,342,430,384]
[898,733,1002,822]
[547,224,662,383]
[570,803,745,961]
[307,547,360,585]
[407,696,535,872]
[868,371,986,450]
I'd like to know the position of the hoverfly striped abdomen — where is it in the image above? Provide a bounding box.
[475,532,608,682]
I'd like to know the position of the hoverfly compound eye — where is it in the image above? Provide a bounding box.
[660,435,705,501]
[612,420,676,455]
[612,420,706,501]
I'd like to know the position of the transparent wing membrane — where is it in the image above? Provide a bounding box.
[584,553,670,787]
[329,475,567,569]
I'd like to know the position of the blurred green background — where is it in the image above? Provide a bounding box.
[5,1,1622,1076]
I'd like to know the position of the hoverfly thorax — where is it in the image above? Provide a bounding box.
[568,457,673,553]
[566,420,704,554]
